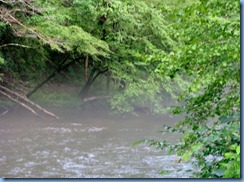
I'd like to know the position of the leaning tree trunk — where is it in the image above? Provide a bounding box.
[0,85,60,119]
[0,89,42,118]
[26,55,79,98]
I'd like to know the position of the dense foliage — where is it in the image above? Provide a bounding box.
[0,0,182,111]
[142,0,240,178]
[0,0,240,178]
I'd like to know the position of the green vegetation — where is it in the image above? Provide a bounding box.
[137,0,240,178]
[0,0,240,178]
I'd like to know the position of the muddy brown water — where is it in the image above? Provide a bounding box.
[0,107,192,178]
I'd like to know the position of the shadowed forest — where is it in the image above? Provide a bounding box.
[0,0,240,178]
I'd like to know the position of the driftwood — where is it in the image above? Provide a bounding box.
[0,89,42,118]
[83,95,111,102]
[0,85,59,119]
[0,108,8,116]
[0,104,9,117]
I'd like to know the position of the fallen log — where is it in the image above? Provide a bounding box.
[0,89,42,119]
[0,104,8,117]
[83,95,111,102]
[0,85,60,119]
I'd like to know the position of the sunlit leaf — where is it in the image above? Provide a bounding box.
[182,150,192,162]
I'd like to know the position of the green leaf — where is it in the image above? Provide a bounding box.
[182,150,192,162]
[224,152,233,159]
[191,143,203,152]
[0,56,4,65]
[236,145,240,155]
[159,170,171,175]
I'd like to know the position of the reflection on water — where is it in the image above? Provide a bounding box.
[0,107,192,178]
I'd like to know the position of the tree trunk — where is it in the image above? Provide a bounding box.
[26,56,79,98]
[85,54,89,82]
[105,71,110,95]
[0,85,60,119]
[79,68,96,98]
[0,89,42,118]
[80,67,108,98]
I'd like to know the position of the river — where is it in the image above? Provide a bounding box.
[0,107,192,178]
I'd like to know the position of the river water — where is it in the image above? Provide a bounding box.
[0,107,192,178]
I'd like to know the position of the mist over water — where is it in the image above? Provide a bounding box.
[0,107,192,178]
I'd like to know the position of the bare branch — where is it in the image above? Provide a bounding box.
[0,0,8,4]
[7,14,48,42]
[0,102,8,117]
[0,89,42,118]
[83,95,111,102]
[0,85,60,119]
[0,43,32,49]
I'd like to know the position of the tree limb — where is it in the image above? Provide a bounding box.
[0,85,60,119]
[0,89,42,119]
[0,103,8,117]
[0,43,32,49]
[83,95,111,102]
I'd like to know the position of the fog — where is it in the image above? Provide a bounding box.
[0,106,192,178]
